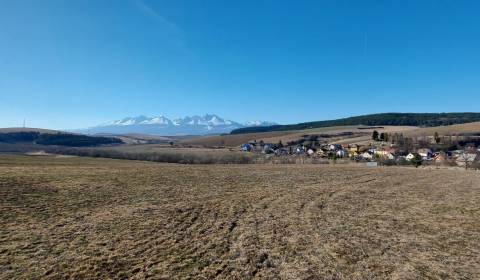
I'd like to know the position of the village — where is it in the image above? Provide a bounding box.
[240,130,480,169]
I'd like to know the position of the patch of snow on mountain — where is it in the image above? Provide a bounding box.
[80,114,276,136]
[140,116,171,125]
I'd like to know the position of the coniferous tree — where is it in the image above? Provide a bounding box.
[434,132,441,144]
[412,154,423,168]
[379,133,386,141]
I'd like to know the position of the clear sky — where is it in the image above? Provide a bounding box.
[1,0,479,129]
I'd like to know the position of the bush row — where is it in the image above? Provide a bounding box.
[47,147,256,164]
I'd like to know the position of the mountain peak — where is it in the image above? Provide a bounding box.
[80,114,276,136]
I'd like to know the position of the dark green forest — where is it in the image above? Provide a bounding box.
[0,132,122,147]
[231,113,480,134]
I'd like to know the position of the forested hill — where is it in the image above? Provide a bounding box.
[0,131,122,147]
[230,113,480,134]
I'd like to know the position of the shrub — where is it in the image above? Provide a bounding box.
[411,154,423,168]
[47,147,256,164]
[378,159,396,166]
[36,134,122,147]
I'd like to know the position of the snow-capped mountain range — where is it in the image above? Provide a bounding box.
[77,114,276,136]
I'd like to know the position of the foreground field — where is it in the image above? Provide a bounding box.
[1,155,480,279]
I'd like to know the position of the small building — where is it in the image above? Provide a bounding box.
[347,145,359,153]
[262,144,276,154]
[348,150,357,158]
[396,156,407,163]
[361,152,373,160]
[406,153,416,161]
[375,150,391,157]
[240,143,253,152]
[417,148,433,160]
[275,148,288,156]
[295,146,306,154]
[336,149,347,158]
[382,153,395,160]
[316,149,327,157]
[433,152,447,164]
[329,144,343,151]
[384,147,398,155]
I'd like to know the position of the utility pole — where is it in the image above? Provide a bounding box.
[23,118,26,128]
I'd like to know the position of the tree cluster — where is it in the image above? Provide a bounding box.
[231,113,480,135]
[0,132,123,147]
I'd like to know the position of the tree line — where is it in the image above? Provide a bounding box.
[231,113,480,134]
[371,130,480,152]
[0,132,122,147]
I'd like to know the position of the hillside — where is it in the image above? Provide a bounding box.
[180,131,299,147]
[231,113,480,134]
[183,121,480,148]
[403,121,480,137]
[0,127,62,134]
[181,125,418,147]
[0,128,122,147]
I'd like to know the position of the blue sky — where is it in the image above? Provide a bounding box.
[1,0,479,129]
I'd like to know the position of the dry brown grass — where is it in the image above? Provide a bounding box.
[403,121,480,137]
[179,131,299,147]
[67,145,256,164]
[183,122,480,148]
[180,126,418,147]
[260,126,416,145]
[1,155,480,279]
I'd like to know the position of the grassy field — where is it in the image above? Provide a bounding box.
[180,126,417,147]
[74,145,256,164]
[179,131,300,147]
[403,121,480,137]
[180,122,480,148]
[1,155,480,279]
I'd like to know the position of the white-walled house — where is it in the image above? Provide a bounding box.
[336,149,347,158]
[361,152,373,160]
[417,148,433,160]
[383,153,395,160]
[329,144,343,151]
[406,153,416,161]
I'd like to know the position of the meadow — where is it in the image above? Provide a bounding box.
[1,155,479,279]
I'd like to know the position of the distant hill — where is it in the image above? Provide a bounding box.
[182,125,417,147]
[75,114,276,136]
[230,113,480,134]
[0,127,61,134]
[403,121,480,137]
[0,128,122,147]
